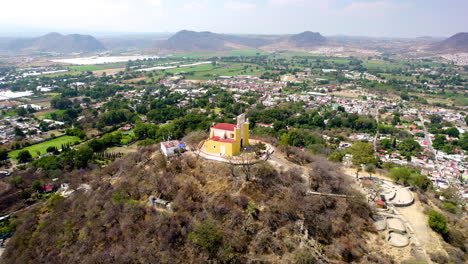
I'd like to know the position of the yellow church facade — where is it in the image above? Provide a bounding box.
[204,114,249,157]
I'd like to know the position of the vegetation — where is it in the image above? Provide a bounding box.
[1,147,383,263]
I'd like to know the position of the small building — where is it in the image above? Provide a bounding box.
[161,140,186,157]
[203,114,249,156]
[43,183,54,193]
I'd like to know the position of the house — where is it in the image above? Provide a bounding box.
[161,140,186,157]
[203,114,249,156]
[43,183,54,193]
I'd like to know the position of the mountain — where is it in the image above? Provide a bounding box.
[427,32,468,53]
[157,30,328,52]
[289,31,328,47]
[159,30,235,52]
[6,32,106,53]
[260,31,330,51]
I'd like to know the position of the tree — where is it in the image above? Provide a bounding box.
[189,221,224,259]
[380,138,392,150]
[74,145,94,169]
[348,142,376,177]
[433,135,447,150]
[32,180,42,192]
[429,115,443,124]
[328,152,344,163]
[445,127,459,138]
[14,127,25,137]
[8,176,23,188]
[365,165,376,177]
[428,210,449,236]
[50,96,72,110]
[0,148,8,161]
[398,139,421,153]
[17,150,32,163]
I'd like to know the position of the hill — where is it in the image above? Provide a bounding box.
[0,146,392,263]
[289,31,329,47]
[428,32,468,53]
[7,32,106,53]
[157,30,328,52]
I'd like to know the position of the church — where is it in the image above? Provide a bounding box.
[203,114,249,156]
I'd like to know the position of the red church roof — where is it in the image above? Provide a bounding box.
[212,123,237,131]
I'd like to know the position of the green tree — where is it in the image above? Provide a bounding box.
[398,139,421,153]
[348,142,376,177]
[445,127,459,138]
[429,115,443,124]
[380,138,392,150]
[365,165,376,177]
[17,150,32,163]
[32,180,42,192]
[428,210,449,235]
[74,145,94,169]
[189,221,224,259]
[328,152,345,163]
[8,176,23,188]
[0,148,8,161]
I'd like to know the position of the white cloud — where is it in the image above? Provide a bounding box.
[184,1,206,9]
[338,0,410,18]
[146,0,163,7]
[224,1,256,11]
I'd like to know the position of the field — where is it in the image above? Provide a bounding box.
[68,63,127,72]
[42,71,83,78]
[147,62,266,82]
[35,109,66,120]
[8,136,82,160]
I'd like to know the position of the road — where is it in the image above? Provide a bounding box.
[418,112,444,180]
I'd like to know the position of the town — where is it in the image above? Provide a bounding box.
[0,18,467,264]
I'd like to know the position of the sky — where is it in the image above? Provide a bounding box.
[1,0,467,37]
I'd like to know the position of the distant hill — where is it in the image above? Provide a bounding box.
[159,30,235,52]
[289,31,328,47]
[157,30,328,52]
[428,32,468,53]
[7,32,106,53]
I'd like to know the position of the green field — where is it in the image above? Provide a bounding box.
[8,136,82,160]
[69,63,126,72]
[37,109,66,120]
[147,62,267,82]
[42,71,83,77]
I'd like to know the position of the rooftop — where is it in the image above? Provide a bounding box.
[212,123,237,131]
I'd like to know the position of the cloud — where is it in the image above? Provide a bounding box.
[224,1,256,11]
[184,1,206,9]
[338,0,411,18]
[146,0,163,7]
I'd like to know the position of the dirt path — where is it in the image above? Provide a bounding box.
[396,199,443,257]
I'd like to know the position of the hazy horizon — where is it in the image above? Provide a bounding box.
[1,0,467,38]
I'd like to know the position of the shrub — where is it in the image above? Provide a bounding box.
[189,221,224,259]
[428,210,448,235]
[442,202,457,214]
[18,190,31,200]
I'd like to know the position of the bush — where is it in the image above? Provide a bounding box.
[442,202,457,214]
[328,152,344,162]
[428,210,448,235]
[189,221,224,259]
[18,190,31,200]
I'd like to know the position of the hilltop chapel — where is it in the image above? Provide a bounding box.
[203,114,249,156]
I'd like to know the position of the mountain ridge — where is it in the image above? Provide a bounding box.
[156,30,330,52]
[6,32,106,53]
